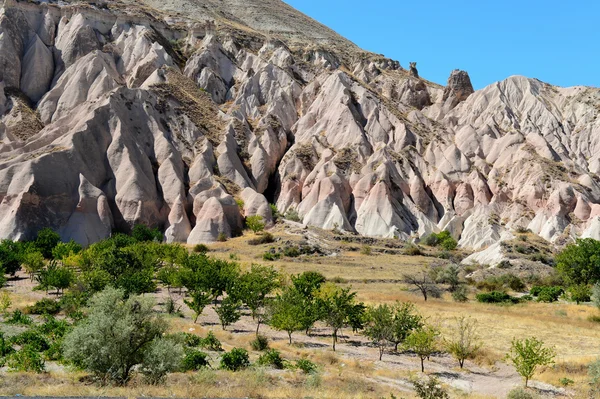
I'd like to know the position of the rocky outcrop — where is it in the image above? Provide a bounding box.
[0,0,598,251]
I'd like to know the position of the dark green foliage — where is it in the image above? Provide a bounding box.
[250,334,269,351]
[390,302,424,351]
[245,215,265,233]
[131,224,163,243]
[422,231,457,251]
[295,358,318,374]
[199,331,223,352]
[181,349,210,371]
[476,291,521,304]
[7,345,45,373]
[530,286,564,303]
[220,347,250,371]
[568,284,591,304]
[248,232,275,246]
[283,246,301,258]
[10,330,50,351]
[364,304,394,360]
[0,239,25,275]
[0,332,14,357]
[26,298,61,315]
[175,332,202,348]
[262,251,281,261]
[269,287,305,344]
[34,228,61,259]
[257,349,284,369]
[475,274,526,292]
[193,244,209,253]
[6,309,33,325]
[556,238,600,285]
[184,290,211,323]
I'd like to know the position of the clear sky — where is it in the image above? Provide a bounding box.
[285,0,599,90]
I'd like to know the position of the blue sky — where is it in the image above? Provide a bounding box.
[285,0,599,89]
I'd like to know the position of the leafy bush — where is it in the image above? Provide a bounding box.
[26,298,61,315]
[422,231,457,251]
[295,358,318,374]
[7,345,45,373]
[0,240,25,276]
[283,246,301,258]
[193,244,209,253]
[177,332,202,348]
[181,349,210,371]
[257,349,285,369]
[530,286,564,303]
[10,330,50,351]
[217,232,228,242]
[567,284,591,304]
[248,232,275,246]
[360,245,372,256]
[403,245,423,256]
[506,387,538,399]
[132,224,163,242]
[140,338,184,385]
[246,215,265,233]
[52,240,82,260]
[452,285,469,302]
[0,332,14,357]
[476,291,520,304]
[199,331,223,352]
[6,309,33,325]
[63,287,169,385]
[411,376,449,399]
[250,334,269,351]
[220,348,250,371]
[262,251,281,261]
[269,204,280,222]
[284,209,301,222]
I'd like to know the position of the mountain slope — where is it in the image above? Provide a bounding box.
[0,0,599,258]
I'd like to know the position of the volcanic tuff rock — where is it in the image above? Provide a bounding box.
[0,0,600,260]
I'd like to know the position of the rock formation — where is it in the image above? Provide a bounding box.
[0,0,598,257]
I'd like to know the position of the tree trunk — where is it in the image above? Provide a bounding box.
[421,357,425,373]
[394,342,399,351]
[379,347,384,361]
[332,329,337,351]
[459,359,464,369]
[422,289,428,302]
[288,332,292,345]
[194,313,199,323]
[256,320,261,336]
[525,377,528,387]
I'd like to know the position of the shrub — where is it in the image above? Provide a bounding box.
[52,241,82,260]
[295,358,318,374]
[506,388,538,399]
[262,251,281,261]
[269,204,280,222]
[452,285,469,302]
[283,246,301,258]
[284,209,301,222]
[217,232,228,242]
[177,332,202,348]
[0,240,24,276]
[26,298,61,315]
[257,349,285,369]
[422,231,457,251]
[140,338,184,384]
[181,349,210,371]
[246,215,265,234]
[220,348,250,371]
[250,334,269,351]
[34,228,61,259]
[63,287,168,385]
[411,376,449,399]
[568,284,591,304]
[476,291,520,304]
[248,232,275,246]
[403,245,423,256]
[590,358,600,395]
[0,332,14,357]
[7,345,45,373]
[360,245,372,256]
[531,286,564,303]
[132,224,163,243]
[6,309,33,325]
[10,330,50,351]
[199,331,223,352]
[193,244,209,253]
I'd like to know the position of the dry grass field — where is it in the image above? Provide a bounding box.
[0,224,597,398]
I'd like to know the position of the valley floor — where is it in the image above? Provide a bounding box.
[0,225,596,398]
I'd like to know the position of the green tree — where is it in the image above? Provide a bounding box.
[568,284,591,304]
[291,271,326,334]
[391,302,424,351]
[184,290,212,323]
[51,240,82,260]
[269,287,305,344]
[215,296,241,330]
[246,215,265,234]
[35,228,61,259]
[405,325,440,372]
[444,316,481,369]
[364,304,394,360]
[556,238,600,285]
[506,337,555,387]
[36,261,75,295]
[0,240,24,275]
[315,283,363,351]
[63,287,169,385]
[233,264,280,335]
[403,270,442,301]
[22,250,44,281]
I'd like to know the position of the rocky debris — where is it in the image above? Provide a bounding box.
[441,69,474,109]
[0,0,598,250]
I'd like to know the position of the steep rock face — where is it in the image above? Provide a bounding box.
[0,0,599,251]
